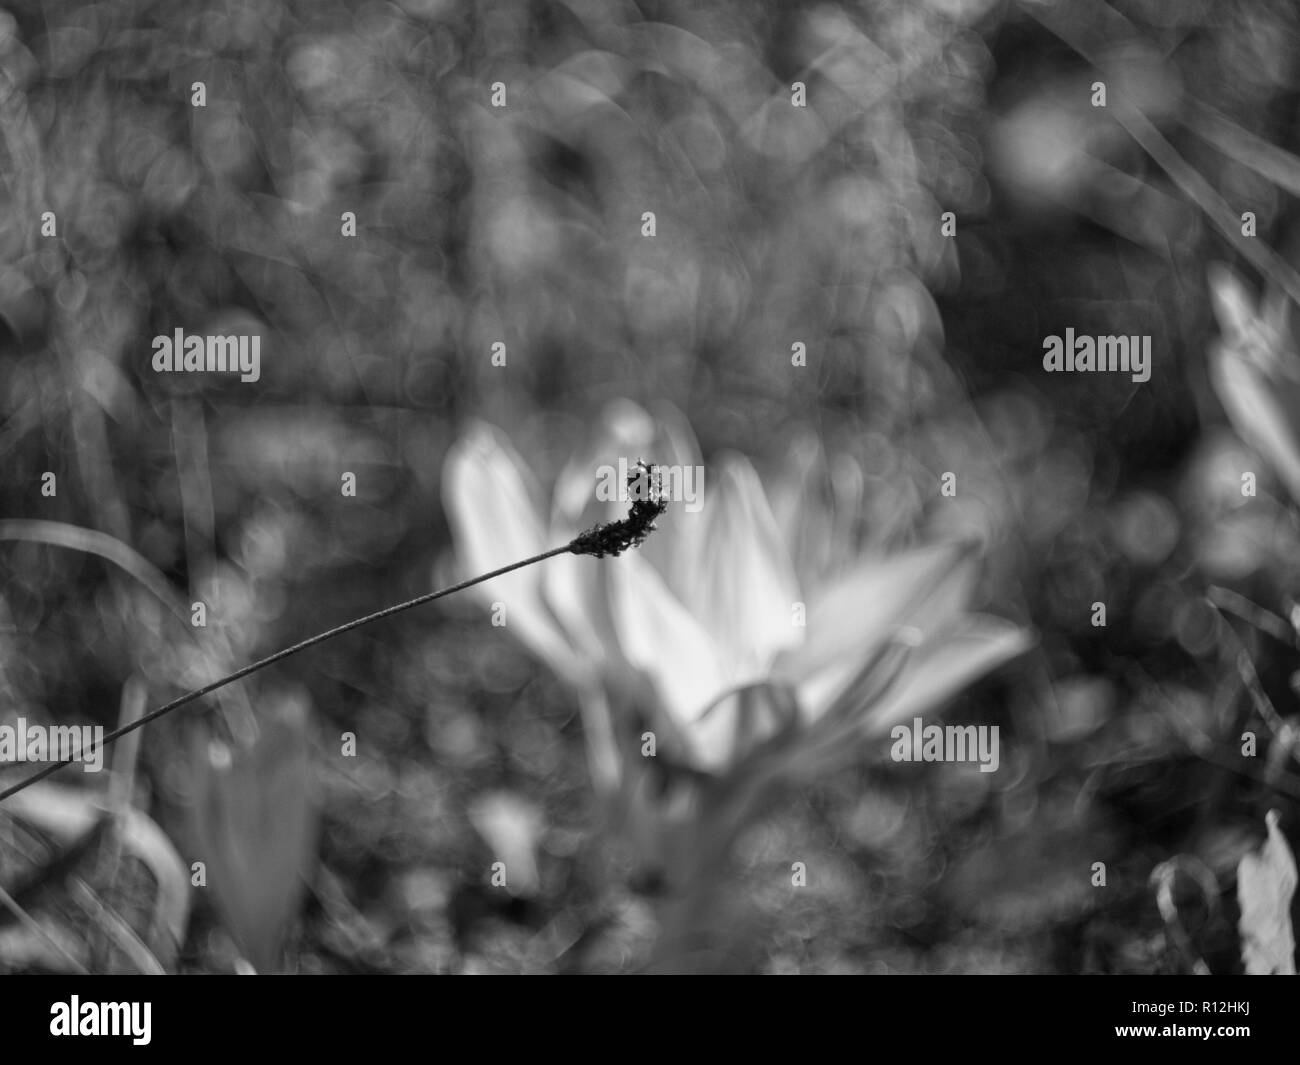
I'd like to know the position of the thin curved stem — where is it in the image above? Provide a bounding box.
[0,457,667,804]
[0,544,572,803]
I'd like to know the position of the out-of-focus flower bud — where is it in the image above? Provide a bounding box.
[188,690,317,973]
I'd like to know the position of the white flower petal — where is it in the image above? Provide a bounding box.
[546,402,686,670]
[767,430,835,589]
[551,399,658,532]
[685,681,799,772]
[551,399,706,607]
[642,401,707,602]
[776,539,977,697]
[607,550,730,729]
[793,657,863,724]
[691,452,803,675]
[543,551,620,670]
[860,615,1032,738]
[442,422,580,677]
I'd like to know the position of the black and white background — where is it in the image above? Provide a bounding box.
[0,0,1297,1006]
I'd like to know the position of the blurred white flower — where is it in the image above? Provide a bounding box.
[468,791,546,899]
[1207,262,1300,503]
[443,400,1031,785]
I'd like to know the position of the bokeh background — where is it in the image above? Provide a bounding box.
[2,0,1300,973]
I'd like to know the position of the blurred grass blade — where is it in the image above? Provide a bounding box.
[1207,263,1300,502]
[1187,101,1300,200]
[189,692,317,973]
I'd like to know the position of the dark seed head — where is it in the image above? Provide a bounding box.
[570,459,668,558]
